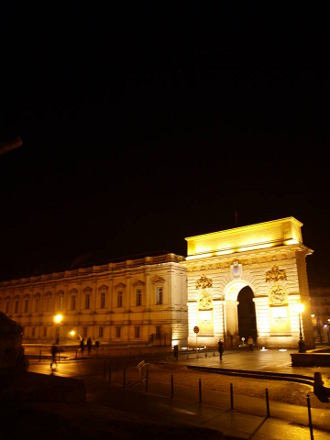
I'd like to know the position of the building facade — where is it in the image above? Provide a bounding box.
[0,217,315,349]
[0,254,188,346]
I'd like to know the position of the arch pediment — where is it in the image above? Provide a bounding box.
[133,280,145,287]
[114,282,126,290]
[151,276,165,285]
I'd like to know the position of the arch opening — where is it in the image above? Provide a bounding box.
[237,286,257,343]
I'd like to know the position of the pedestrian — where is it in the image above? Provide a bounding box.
[173,344,179,360]
[94,340,99,351]
[218,339,224,361]
[247,336,254,351]
[51,342,58,370]
[80,338,85,354]
[87,337,92,355]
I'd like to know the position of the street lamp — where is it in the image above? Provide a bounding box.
[53,313,63,345]
[295,303,305,353]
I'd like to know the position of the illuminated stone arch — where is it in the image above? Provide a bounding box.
[184,217,315,349]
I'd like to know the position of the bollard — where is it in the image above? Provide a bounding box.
[123,368,126,388]
[265,388,270,417]
[145,366,149,392]
[75,349,78,360]
[199,378,202,404]
[307,394,314,440]
[170,374,174,400]
[230,383,234,410]
[205,352,207,358]
[39,350,42,361]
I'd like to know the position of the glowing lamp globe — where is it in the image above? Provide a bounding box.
[53,314,63,324]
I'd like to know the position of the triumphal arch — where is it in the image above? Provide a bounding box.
[183,217,314,349]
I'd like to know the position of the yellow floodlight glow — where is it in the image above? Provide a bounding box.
[185,217,304,257]
[216,249,234,256]
[69,330,76,337]
[295,303,304,313]
[284,238,299,245]
[237,243,273,252]
[186,253,213,260]
[53,313,63,324]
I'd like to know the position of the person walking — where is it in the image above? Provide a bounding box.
[247,336,254,351]
[87,337,92,355]
[50,342,58,371]
[218,339,224,361]
[80,338,85,354]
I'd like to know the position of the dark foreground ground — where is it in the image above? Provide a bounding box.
[1,401,223,440]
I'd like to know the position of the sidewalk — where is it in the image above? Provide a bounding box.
[86,377,330,439]
[174,348,330,386]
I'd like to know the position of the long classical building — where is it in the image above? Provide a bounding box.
[0,254,188,346]
[0,217,315,349]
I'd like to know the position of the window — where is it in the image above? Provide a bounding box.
[34,296,40,313]
[85,294,90,309]
[83,327,88,338]
[5,299,10,314]
[156,287,163,305]
[135,326,140,338]
[14,299,19,314]
[117,291,123,308]
[100,292,105,309]
[99,326,104,337]
[32,327,35,337]
[57,292,64,311]
[71,295,76,311]
[43,327,47,337]
[156,326,161,338]
[24,298,29,314]
[136,289,142,306]
[45,293,52,312]
[116,327,121,338]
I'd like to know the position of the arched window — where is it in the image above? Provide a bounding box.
[136,289,142,306]
[34,294,41,313]
[56,291,64,312]
[85,293,90,309]
[114,283,125,308]
[98,285,108,309]
[117,291,123,308]
[14,297,20,314]
[24,296,30,314]
[83,287,92,310]
[69,289,78,311]
[71,295,76,311]
[152,276,165,306]
[156,287,163,305]
[45,292,52,313]
[5,297,10,314]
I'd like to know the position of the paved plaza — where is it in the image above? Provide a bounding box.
[176,348,330,385]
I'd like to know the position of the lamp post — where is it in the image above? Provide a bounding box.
[53,313,63,345]
[296,303,305,353]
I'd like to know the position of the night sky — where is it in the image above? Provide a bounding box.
[1,4,329,288]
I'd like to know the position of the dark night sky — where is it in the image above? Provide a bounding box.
[0,3,329,287]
